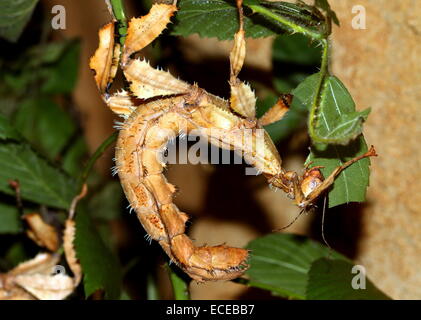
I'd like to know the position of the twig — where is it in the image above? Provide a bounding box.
[8,180,23,216]
[78,131,118,187]
[69,183,88,220]
[106,0,128,45]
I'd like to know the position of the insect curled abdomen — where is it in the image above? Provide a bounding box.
[115,98,249,281]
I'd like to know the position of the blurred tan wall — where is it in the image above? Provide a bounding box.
[329,0,421,300]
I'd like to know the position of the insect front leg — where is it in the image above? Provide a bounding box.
[121,2,193,100]
[228,0,257,120]
[90,22,122,106]
[228,0,292,127]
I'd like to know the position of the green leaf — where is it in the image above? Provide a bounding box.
[146,273,160,300]
[291,72,320,108]
[75,205,122,299]
[312,75,370,144]
[0,203,22,234]
[89,181,123,221]
[299,73,370,145]
[245,233,346,299]
[62,137,88,176]
[245,1,327,40]
[0,0,39,42]
[172,0,330,40]
[292,74,372,207]
[172,0,277,40]
[315,0,340,26]
[273,33,322,66]
[28,41,73,66]
[147,274,160,300]
[272,34,322,92]
[168,265,190,300]
[306,136,372,208]
[306,258,391,299]
[0,113,21,141]
[255,0,326,28]
[0,142,77,209]
[13,97,76,159]
[40,41,80,94]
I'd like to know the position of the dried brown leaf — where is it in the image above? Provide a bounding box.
[1,253,76,300]
[23,213,59,251]
[63,219,82,286]
[9,253,60,276]
[14,273,75,300]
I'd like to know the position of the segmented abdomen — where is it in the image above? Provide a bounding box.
[115,97,250,281]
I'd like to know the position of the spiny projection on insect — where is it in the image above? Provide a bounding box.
[89,0,377,281]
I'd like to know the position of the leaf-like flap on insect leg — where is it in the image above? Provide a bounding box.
[105,90,137,116]
[228,4,255,119]
[22,213,60,252]
[124,58,191,100]
[258,94,292,126]
[229,29,246,79]
[63,219,82,286]
[122,3,177,65]
[89,22,120,93]
[230,81,256,119]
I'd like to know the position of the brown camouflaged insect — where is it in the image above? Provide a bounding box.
[89,0,377,282]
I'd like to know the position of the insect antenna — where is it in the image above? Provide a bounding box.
[321,194,332,258]
[273,208,305,232]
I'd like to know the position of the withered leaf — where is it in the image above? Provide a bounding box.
[23,212,59,251]
[1,253,76,300]
[63,219,82,286]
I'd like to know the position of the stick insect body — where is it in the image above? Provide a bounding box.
[89,0,376,281]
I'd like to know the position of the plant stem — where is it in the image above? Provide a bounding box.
[78,131,118,187]
[109,0,128,45]
[247,4,325,41]
[308,39,330,142]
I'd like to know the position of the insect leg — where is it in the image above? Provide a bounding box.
[90,22,121,98]
[258,94,293,126]
[228,0,257,119]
